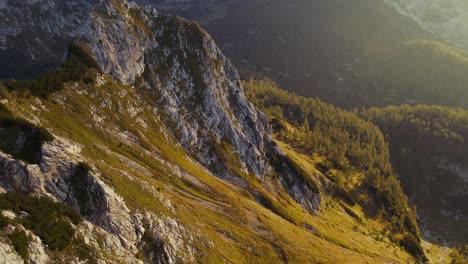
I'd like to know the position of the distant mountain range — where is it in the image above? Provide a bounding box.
[140,0,468,52]
[385,0,468,49]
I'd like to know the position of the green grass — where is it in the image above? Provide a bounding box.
[0,78,424,263]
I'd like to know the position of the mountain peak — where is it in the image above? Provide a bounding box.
[0,0,320,212]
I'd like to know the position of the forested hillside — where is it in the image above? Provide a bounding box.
[359,40,468,107]
[360,105,468,243]
[244,79,426,261]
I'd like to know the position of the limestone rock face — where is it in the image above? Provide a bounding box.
[0,0,96,78]
[0,240,23,264]
[0,0,273,179]
[0,2,321,262]
[81,0,152,84]
[0,0,273,177]
[0,137,195,263]
[143,14,271,177]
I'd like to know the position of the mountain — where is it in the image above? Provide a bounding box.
[0,0,436,263]
[135,1,468,252]
[139,0,468,109]
[385,0,468,49]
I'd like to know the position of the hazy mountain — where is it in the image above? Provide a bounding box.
[385,0,468,49]
[139,0,468,109]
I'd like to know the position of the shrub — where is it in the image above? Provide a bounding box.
[0,192,82,251]
[399,233,427,263]
[9,229,30,259]
[0,214,8,228]
[40,219,75,251]
[74,237,98,264]
[255,193,302,225]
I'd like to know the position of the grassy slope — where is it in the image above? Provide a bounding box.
[0,79,417,263]
[242,79,468,263]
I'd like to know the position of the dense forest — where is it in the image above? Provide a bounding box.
[358,40,468,107]
[360,105,468,243]
[243,79,426,260]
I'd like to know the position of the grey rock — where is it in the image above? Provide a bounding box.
[0,136,195,263]
[0,240,23,264]
[1,210,16,220]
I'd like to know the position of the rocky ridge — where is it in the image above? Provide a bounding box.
[0,0,322,262]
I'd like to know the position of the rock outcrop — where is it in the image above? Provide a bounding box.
[0,240,23,264]
[0,137,195,263]
[0,0,272,179]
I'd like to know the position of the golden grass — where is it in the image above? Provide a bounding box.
[0,81,423,263]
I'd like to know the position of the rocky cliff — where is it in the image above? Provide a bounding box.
[0,0,326,262]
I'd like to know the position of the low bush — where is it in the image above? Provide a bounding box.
[399,233,427,263]
[74,237,98,264]
[8,229,30,259]
[0,192,82,251]
[0,214,8,228]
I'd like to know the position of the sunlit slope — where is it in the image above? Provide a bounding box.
[243,79,428,261]
[244,78,468,263]
[0,79,417,263]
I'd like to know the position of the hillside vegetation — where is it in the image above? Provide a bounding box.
[359,39,468,107]
[0,0,464,262]
[0,74,423,263]
[360,105,468,243]
[243,79,426,261]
